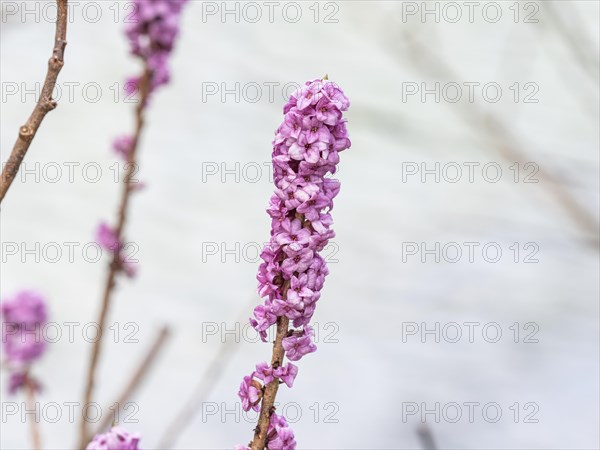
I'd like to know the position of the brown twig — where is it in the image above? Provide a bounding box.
[398,27,599,248]
[0,0,68,203]
[250,284,290,450]
[78,65,152,449]
[417,424,438,450]
[95,326,170,434]
[157,300,255,449]
[24,374,42,450]
[542,2,599,87]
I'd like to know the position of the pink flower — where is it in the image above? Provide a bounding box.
[96,222,120,252]
[315,97,342,126]
[288,134,327,164]
[267,414,296,450]
[276,111,304,143]
[95,223,138,278]
[8,372,40,395]
[274,363,298,388]
[255,362,275,385]
[250,303,277,342]
[286,275,314,311]
[86,427,140,450]
[112,135,134,161]
[124,77,139,96]
[238,374,262,412]
[322,82,351,111]
[302,116,331,144]
[1,291,47,325]
[269,426,296,450]
[295,82,323,110]
[271,297,303,320]
[282,326,317,362]
[274,219,311,247]
[1,291,48,370]
[281,247,313,276]
[296,191,330,222]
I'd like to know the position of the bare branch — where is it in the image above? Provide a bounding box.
[95,326,170,434]
[0,0,68,203]
[78,65,152,449]
[157,300,255,448]
[25,375,42,450]
[250,285,290,450]
[417,424,438,450]
[399,28,599,248]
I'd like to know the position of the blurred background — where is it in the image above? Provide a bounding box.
[1,1,599,449]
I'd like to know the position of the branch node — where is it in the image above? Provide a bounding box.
[19,126,33,139]
[44,99,58,111]
[0,0,68,203]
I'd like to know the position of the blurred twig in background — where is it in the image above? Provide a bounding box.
[542,2,600,87]
[157,301,255,449]
[417,424,438,450]
[79,65,152,448]
[534,2,600,119]
[0,0,68,203]
[393,23,599,248]
[25,373,42,450]
[95,326,171,434]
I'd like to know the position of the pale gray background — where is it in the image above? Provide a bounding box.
[1,1,599,449]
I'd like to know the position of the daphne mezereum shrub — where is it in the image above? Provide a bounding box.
[81,1,188,448]
[237,78,351,450]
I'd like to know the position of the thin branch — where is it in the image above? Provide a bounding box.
[398,28,599,248]
[417,424,438,450]
[157,301,255,449]
[25,374,42,450]
[78,65,152,449]
[250,284,290,450]
[542,2,600,87]
[95,326,170,434]
[0,0,68,203]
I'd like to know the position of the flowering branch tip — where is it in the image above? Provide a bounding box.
[238,78,351,450]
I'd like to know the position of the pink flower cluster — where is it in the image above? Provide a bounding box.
[234,414,296,450]
[105,1,188,240]
[112,135,134,161]
[125,0,188,94]
[95,223,137,278]
[1,291,48,393]
[265,414,296,450]
[239,361,298,412]
[86,427,140,450]
[238,78,350,449]
[251,79,350,341]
